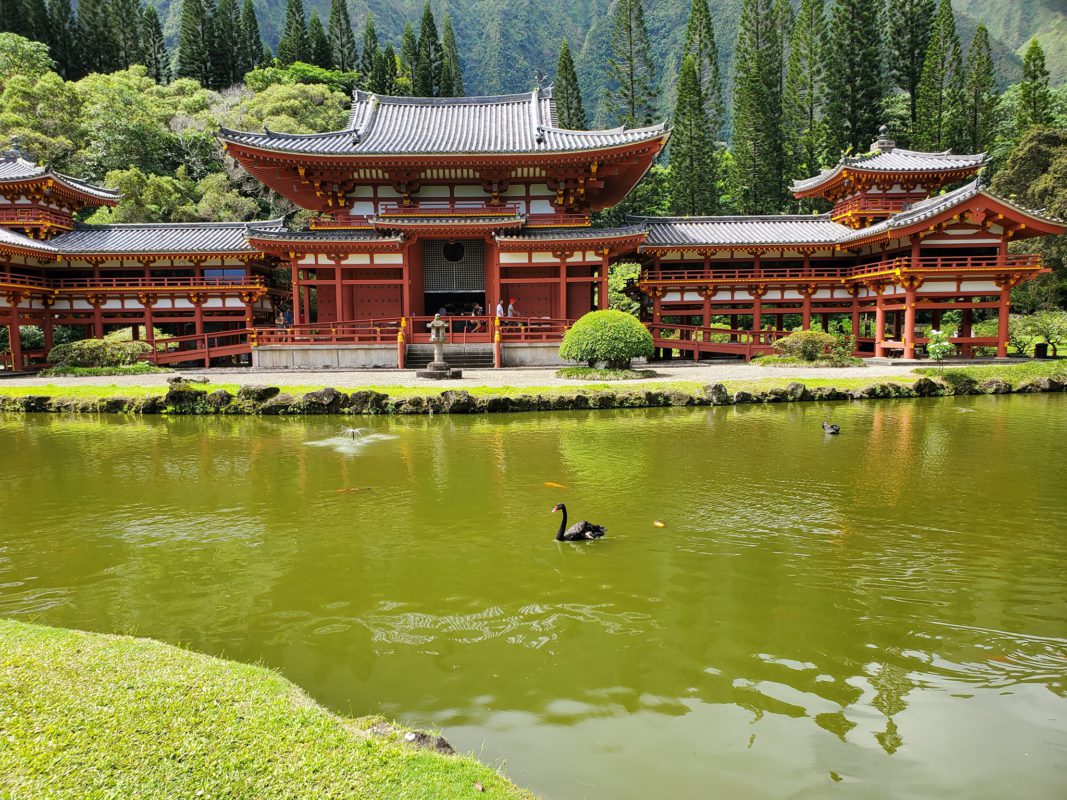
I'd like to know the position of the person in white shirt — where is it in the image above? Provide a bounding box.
[495,299,505,317]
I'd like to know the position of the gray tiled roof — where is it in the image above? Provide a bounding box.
[373,214,525,228]
[628,215,850,248]
[0,155,119,201]
[791,148,986,193]
[496,225,649,242]
[219,88,668,156]
[51,220,285,254]
[0,226,58,254]
[245,226,403,243]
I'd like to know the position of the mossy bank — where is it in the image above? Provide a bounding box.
[1,362,1065,415]
[0,619,535,799]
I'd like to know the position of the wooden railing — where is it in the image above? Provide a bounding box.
[145,328,253,366]
[831,195,918,218]
[377,201,523,218]
[0,208,73,229]
[255,318,404,346]
[647,322,788,362]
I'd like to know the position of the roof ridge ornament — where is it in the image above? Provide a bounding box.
[871,124,896,154]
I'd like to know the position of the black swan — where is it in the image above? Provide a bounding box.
[552,503,606,541]
[822,420,841,435]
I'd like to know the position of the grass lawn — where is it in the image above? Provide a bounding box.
[0,618,534,799]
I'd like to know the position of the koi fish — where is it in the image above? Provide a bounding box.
[653,520,667,528]
[544,482,567,489]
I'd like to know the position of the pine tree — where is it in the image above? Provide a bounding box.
[683,0,724,139]
[371,43,398,94]
[277,0,309,66]
[414,1,441,97]
[177,0,213,84]
[326,0,356,72]
[439,14,463,97]
[21,0,49,42]
[0,0,28,38]
[399,21,417,85]
[914,0,965,151]
[78,0,121,74]
[45,0,79,79]
[359,12,379,85]
[887,0,935,128]
[212,0,241,88]
[113,0,143,69]
[240,0,264,71]
[141,4,170,84]
[606,0,657,127]
[670,54,716,216]
[308,9,331,69]
[824,0,884,157]
[732,0,785,214]
[1016,38,1053,132]
[554,39,585,129]
[784,0,828,190]
[963,23,997,153]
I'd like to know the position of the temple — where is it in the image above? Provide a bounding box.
[1,95,1063,371]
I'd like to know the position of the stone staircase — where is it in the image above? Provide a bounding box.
[405,344,495,369]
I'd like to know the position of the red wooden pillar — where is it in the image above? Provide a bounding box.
[850,297,860,342]
[820,312,830,332]
[290,261,301,326]
[751,292,762,333]
[701,292,711,328]
[7,308,22,372]
[42,317,54,352]
[143,300,155,347]
[903,287,917,359]
[874,293,886,357]
[996,289,1010,358]
[961,307,973,357]
[558,259,568,319]
[334,260,346,322]
[598,255,609,311]
[801,293,812,330]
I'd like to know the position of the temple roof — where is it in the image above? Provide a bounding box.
[791,148,986,195]
[245,226,403,244]
[0,154,120,203]
[0,226,59,255]
[50,220,284,255]
[628,215,850,248]
[219,88,668,156]
[495,225,649,242]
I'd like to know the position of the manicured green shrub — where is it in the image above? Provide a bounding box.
[773,330,837,361]
[48,339,151,368]
[559,310,653,369]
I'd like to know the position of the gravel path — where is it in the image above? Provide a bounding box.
[0,362,925,389]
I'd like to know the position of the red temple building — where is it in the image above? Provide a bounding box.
[1,96,1064,371]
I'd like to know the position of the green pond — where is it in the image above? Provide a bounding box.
[1,395,1066,799]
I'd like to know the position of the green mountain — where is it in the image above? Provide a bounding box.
[158,0,1059,119]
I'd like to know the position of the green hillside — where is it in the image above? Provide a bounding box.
[954,0,1067,86]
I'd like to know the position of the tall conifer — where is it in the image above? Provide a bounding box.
[1016,38,1053,132]
[439,14,463,97]
[141,4,169,84]
[414,1,441,97]
[0,0,28,38]
[732,0,785,214]
[277,0,309,66]
[307,9,331,69]
[824,0,884,157]
[212,0,241,88]
[554,39,585,129]
[784,0,828,191]
[326,0,356,72]
[399,21,417,85]
[606,0,657,127]
[45,0,79,78]
[359,12,379,85]
[670,54,716,216]
[372,44,398,94]
[683,0,724,139]
[78,0,121,74]
[22,0,49,42]
[887,0,935,128]
[963,23,997,153]
[177,0,213,84]
[240,0,265,71]
[113,0,142,69]
[914,0,965,151]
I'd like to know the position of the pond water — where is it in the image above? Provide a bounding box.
[1,396,1066,799]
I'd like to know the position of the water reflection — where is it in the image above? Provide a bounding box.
[1,396,1066,799]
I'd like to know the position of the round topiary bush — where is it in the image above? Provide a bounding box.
[559,310,653,369]
[773,330,837,362]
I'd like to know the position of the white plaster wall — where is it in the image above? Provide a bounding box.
[252,345,398,369]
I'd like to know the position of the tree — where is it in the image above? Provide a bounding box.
[20,0,49,42]
[824,0,883,158]
[784,0,828,192]
[141,5,169,85]
[45,0,78,79]
[326,0,356,73]
[914,0,965,151]
[669,54,716,216]
[554,39,585,129]
[239,0,265,72]
[0,31,53,83]
[399,21,417,85]
[307,9,331,70]
[176,0,213,85]
[559,309,653,368]
[886,0,934,129]
[277,0,309,66]
[358,12,378,86]
[682,0,724,138]
[605,0,656,127]
[372,43,399,95]
[1024,310,1067,356]
[113,0,142,70]
[0,0,28,38]
[413,1,440,97]
[78,0,121,74]
[212,0,242,88]
[963,23,997,154]
[439,14,463,97]
[732,0,785,214]
[1016,39,1053,133]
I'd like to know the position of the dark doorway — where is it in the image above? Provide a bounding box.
[422,239,486,317]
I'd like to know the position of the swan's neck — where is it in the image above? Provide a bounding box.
[555,507,567,541]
